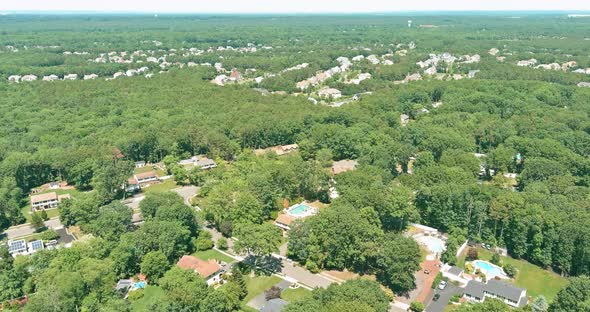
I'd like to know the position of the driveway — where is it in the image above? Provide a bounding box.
[172,186,199,206]
[247,280,291,310]
[426,283,463,312]
[3,217,63,239]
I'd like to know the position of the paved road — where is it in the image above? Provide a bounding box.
[122,194,144,209]
[3,217,63,239]
[426,284,463,312]
[172,186,199,206]
[247,280,291,309]
[280,259,335,289]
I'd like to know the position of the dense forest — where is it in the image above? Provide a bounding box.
[0,13,590,312]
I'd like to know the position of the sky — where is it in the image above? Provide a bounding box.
[2,0,590,13]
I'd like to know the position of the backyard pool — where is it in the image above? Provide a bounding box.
[472,260,508,279]
[415,235,446,254]
[287,203,316,218]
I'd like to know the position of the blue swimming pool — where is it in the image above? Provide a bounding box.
[473,260,506,278]
[288,204,311,216]
[134,281,146,289]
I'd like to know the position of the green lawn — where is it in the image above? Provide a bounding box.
[457,247,568,301]
[281,287,312,302]
[193,248,235,263]
[130,285,166,311]
[243,275,282,303]
[142,179,178,194]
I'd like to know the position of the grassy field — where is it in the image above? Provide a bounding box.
[243,275,283,303]
[130,285,165,311]
[193,248,235,263]
[457,247,568,301]
[142,179,178,194]
[281,287,312,302]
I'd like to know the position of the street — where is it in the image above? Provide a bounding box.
[3,217,63,239]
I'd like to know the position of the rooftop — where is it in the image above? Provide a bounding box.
[135,171,158,180]
[30,192,58,203]
[177,255,221,278]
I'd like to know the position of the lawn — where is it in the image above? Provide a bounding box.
[281,287,312,302]
[130,285,166,311]
[193,248,235,263]
[243,275,283,303]
[142,179,178,194]
[457,247,568,302]
[21,206,61,222]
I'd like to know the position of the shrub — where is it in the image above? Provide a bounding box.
[503,263,518,278]
[431,272,443,289]
[217,237,228,250]
[466,247,478,260]
[450,294,461,303]
[39,229,60,241]
[40,210,48,221]
[305,260,319,273]
[194,231,214,251]
[127,289,144,301]
[265,286,282,300]
[490,252,501,265]
[410,301,425,312]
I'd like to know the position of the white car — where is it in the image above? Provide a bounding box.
[438,281,447,290]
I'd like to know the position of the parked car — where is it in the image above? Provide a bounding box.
[433,293,441,301]
[438,281,447,290]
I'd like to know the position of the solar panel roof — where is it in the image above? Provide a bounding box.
[8,240,26,253]
[29,240,44,251]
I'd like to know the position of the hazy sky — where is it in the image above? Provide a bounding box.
[2,0,590,13]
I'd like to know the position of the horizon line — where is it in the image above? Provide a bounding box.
[2,9,590,15]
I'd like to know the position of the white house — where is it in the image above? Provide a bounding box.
[464,280,527,308]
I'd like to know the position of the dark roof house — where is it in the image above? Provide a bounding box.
[464,279,527,308]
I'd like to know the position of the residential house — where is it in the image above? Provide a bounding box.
[30,192,70,211]
[261,298,288,312]
[274,214,295,231]
[27,240,44,254]
[7,239,27,255]
[400,114,410,126]
[577,82,590,88]
[229,70,242,81]
[196,158,217,170]
[296,80,312,90]
[176,255,223,286]
[424,66,437,75]
[212,75,228,86]
[274,144,299,156]
[517,59,538,67]
[488,48,500,56]
[331,160,359,175]
[83,74,98,80]
[318,88,342,99]
[464,279,527,308]
[134,171,158,185]
[21,75,38,82]
[43,74,59,81]
[8,75,21,83]
[63,74,78,80]
[405,73,422,82]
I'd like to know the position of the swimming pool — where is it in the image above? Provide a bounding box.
[416,235,446,254]
[287,203,316,218]
[134,281,146,289]
[472,260,508,279]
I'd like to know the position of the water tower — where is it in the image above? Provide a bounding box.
[408,20,413,28]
